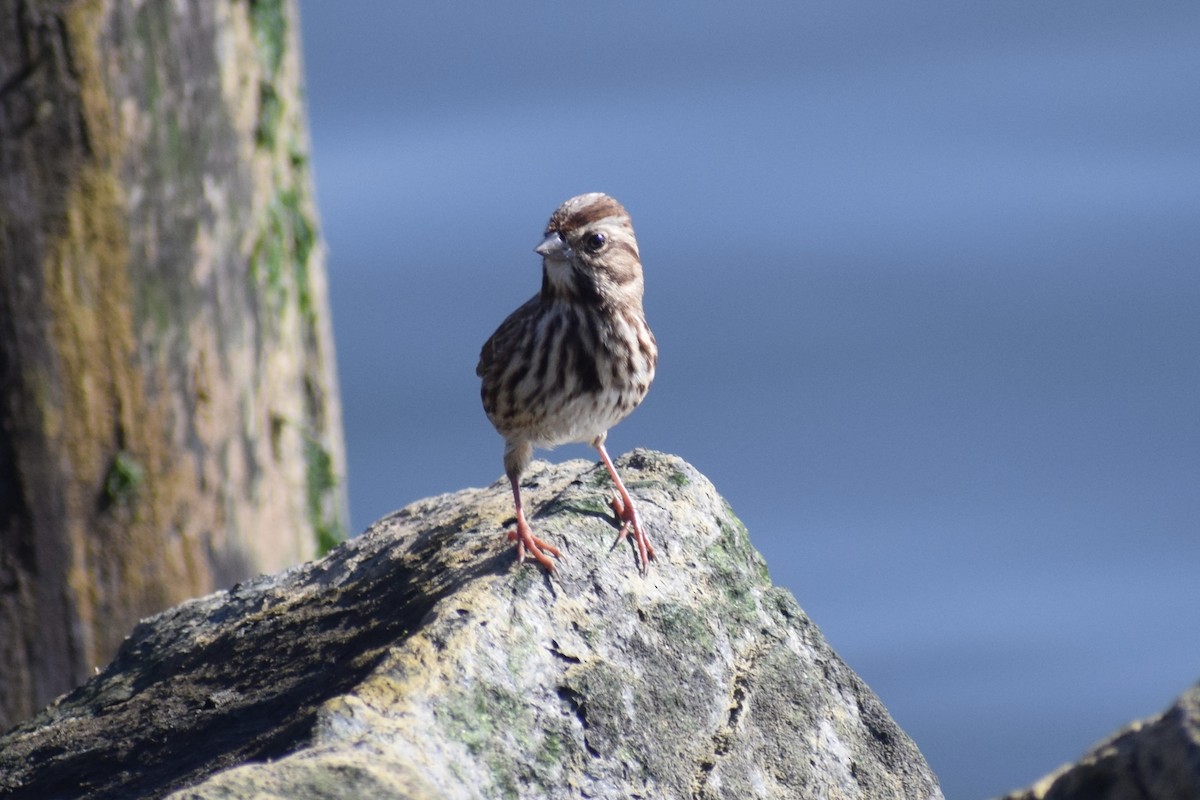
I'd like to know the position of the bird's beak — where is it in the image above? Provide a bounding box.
[536,231,569,258]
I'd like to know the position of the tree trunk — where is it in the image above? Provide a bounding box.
[0,0,345,731]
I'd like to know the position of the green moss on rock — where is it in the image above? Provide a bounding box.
[249,0,287,75]
[306,437,344,556]
[255,83,284,149]
[104,451,146,505]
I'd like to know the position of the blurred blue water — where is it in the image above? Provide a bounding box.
[299,2,1200,796]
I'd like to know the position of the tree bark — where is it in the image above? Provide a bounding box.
[0,0,345,731]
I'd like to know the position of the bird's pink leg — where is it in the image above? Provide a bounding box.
[596,445,655,573]
[506,475,561,572]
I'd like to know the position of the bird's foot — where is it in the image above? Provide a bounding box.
[610,494,655,574]
[506,514,561,572]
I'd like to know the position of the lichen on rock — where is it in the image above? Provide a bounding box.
[0,451,942,800]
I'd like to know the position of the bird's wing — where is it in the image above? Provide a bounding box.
[476,294,540,379]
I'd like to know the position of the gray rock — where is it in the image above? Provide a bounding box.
[997,683,1200,800]
[0,451,942,800]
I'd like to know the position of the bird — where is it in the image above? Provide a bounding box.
[477,193,658,574]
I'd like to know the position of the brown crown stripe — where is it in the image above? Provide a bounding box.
[547,195,629,234]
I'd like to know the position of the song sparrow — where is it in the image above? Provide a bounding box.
[477,193,658,573]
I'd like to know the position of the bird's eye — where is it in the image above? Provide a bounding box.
[583,232,607,253]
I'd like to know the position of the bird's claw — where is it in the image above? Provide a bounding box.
[609,494,655,574]
[507,520,562,573]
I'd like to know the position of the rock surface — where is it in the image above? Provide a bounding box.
[0,451,942,799]
[997,683,1200,800]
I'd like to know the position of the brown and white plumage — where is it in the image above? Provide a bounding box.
[477,193,657,572]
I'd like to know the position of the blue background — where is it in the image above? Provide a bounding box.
[297,3,1199,797]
